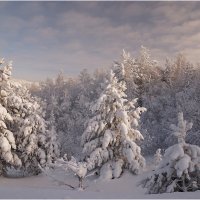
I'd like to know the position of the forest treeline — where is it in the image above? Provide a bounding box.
[1,46,200,193]
[30,46,200,157]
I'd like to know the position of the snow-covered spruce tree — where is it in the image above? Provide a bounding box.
[81,70,146,179]
[141,112,200,193]
[113,48,161,155]
[0,57,59,176]
[0,59,22,173]
[154,148,162,167]
[45,108,60,165]
[13,87,60,175]
[113,47,160,101]
[113,49,138,99]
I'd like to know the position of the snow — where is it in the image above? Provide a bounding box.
[0,136,11,152]
[2,151,13,163]
[0,104,12,121]
[119,122,128,136]
[175,154,191,177]
[5,130,16,149]
[0,166,199,199]
[99,162,112,180]
[154,148,162,166]
[83,138,99,154]
[123,147,135,163]
[164,143,184,162]
[113,159,124,178]
[102,130,112,149]
[170,112,193,144]
[68,161,87,179]
[1,89,7,97]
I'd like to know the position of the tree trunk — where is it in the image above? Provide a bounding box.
[78,177,83,189]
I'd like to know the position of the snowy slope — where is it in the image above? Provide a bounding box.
[0,169,199,199]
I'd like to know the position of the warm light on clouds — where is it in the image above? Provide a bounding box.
[0,1,200,81]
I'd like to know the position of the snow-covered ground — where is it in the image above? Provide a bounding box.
[0,162,199,199]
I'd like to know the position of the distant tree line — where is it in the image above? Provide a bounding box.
[30,46,200,156]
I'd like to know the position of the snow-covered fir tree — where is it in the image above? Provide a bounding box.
[141,112,200,193]
[113,48,161,155]
[81,70,146,179]
[154,148,162,167]
[45,107,60,165]
[0,57,59,176]
[0,59,22,173]
[113,49,138,99]
[113,47,160,101]
[13,86,60,175]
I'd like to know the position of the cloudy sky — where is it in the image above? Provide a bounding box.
[0,1,200,81]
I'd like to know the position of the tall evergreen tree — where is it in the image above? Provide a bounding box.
[0,59,22,172]
[81,70,146,179]
[0,57,59,176]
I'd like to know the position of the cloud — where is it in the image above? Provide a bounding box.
[1,1,200,81]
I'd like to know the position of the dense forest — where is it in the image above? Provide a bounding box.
[30,46,200,157]
[0,46,200,192]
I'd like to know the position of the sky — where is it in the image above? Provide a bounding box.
[1,1,200,81]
